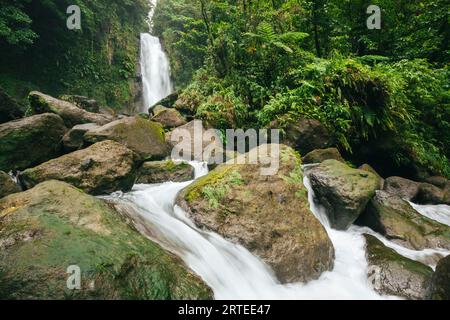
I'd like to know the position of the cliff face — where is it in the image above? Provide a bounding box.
[0,0,150,112]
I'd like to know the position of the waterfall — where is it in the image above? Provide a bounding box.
[139,0,173,113]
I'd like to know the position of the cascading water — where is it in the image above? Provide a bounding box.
[139,0,173,113]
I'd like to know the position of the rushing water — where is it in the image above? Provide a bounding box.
[139,0,173,113]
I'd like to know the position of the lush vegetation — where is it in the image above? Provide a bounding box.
[153,0,449,178]
[0,0,150,109]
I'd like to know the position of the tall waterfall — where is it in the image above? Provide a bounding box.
[139,0,173,113]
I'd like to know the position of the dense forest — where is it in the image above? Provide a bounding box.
[152,0,449,179]
[0,0,149,109]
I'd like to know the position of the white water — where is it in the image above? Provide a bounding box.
[409,202,450,227]
[139,0,173,112]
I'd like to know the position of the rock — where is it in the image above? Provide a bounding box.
[415,183,448,205]
[149,92,179,112]
[177,145,335,284]
[19,140,138,195]
[60,95,100,113]
[28,91,114,127]
[62,123,100,152]
[166,120,225,164]
[282,118,333,155]
[150,105,168,116]
[0,171,21,198]
[137,160,194,184]
[303,148,344,164]
[151,107,187,129]
[84,116,169,160]
[0,113,66,172]
[359,163,384,189]
[364,234,433,300]
[308,160,380,230]
[356,191,450,250]
[0,180,212,299]
[428,255,450,300]
[383,176,420,201]
[0,86,25,124]
[424,176,448,189]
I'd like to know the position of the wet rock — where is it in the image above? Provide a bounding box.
[19,140,139,195]
[383,176,420,201]
[0,180,212,299]
[415,183,448,205]
[84,116,169,160]
[0,113,66,171]
[356,191,450,250]
[0,171,21,199]
[308,160,380,230]
[177,145,335,284]
[28,91,113,127]
[364,234,433,300]
[137,160,194,184]
[303,148,344,164]
[428,255,450,300]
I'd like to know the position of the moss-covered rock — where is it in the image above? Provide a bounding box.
[364,234,433,300]
[177,144,335,284]
[303,148,344,165]
[137,160,194,184]
[356,191,450,250]
[60,95,100,113]
[359,164,384,189]
[62,123,100,152]
[0,171,21,199]
[19,140,138,196]
[0,113,66,172]
[84,116,169,160]
[28,91,114,128]
[308,159,380,230]
[0,180,212,299]
[428,255,450,300]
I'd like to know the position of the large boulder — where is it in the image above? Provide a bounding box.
[359,164,384,189]
[84,116,169,160]
[63,123,100,152]
[356,191,450,250]
[383,176,420,201]
[308,160,380,230]
[60,95,100,113]
[137,160,194,184]
[0,113,66,172]
[151,107,187,129]
[415,183,448,205]
[177,145,335,284]
[19,140,138,195]
[0,180,212,299]
[428,255,450,300]
[302,148,344,164]
[0,86,25,124]
[28,91,113,127]
[364,234,433,300]
[282,118,333,155]
[149,92,179,112]
[166,120,224,164]
[0,171,21,199]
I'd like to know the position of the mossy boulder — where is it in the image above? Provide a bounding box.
[151,107,187,129]
[428,255,450,300]
[19,140,138,195]
[0,180,212,299]
[63,123,100,152]
[308,159,380,230]
[137,160,194,184]
[0,171,21,199]
[28,91,114,128]
[364,234,433,300]
[0,86,25,124]
[356,191,450,250]
[60,95,100,113]
[177,145,335,284]
[359,164,384,189]
[84,116,169,160]
[415,183,449,205]
[149,92,179,112]
[0,113,66,172]
[303,148,344,165]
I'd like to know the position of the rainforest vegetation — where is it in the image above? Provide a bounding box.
[153,0,449,178]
